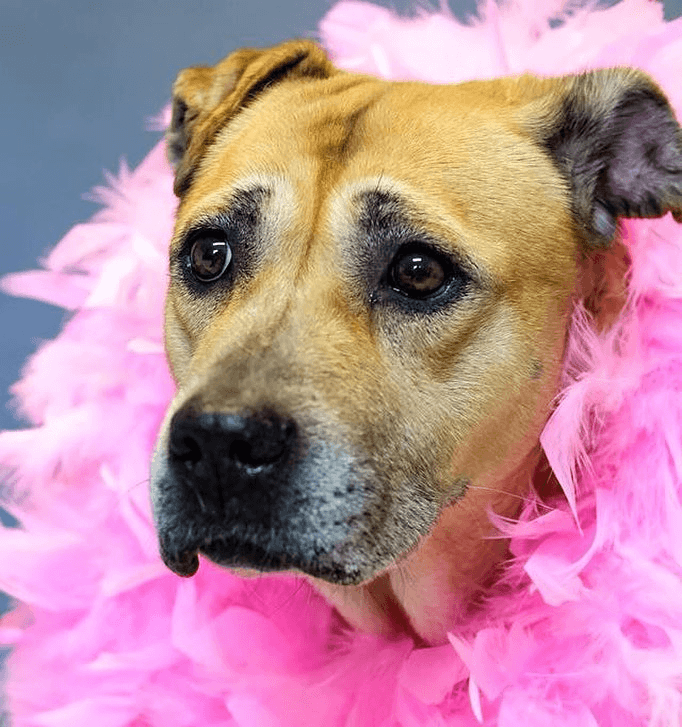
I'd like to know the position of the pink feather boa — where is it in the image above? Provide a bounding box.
[2,1,682,724]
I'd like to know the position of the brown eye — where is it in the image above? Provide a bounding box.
[389,246,447,298]
[189,234,232,282]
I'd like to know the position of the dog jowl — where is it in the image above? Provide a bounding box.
[150,39,682,643]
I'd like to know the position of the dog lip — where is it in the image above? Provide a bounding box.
[197,536,366,585]
[160,545,200,577]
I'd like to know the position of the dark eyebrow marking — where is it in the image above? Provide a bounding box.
[357,189,412,238]
[180,186,271,241]
[355,189,488,286]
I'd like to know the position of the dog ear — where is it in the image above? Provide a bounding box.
[166,39,336,196]
[531,68,682,246]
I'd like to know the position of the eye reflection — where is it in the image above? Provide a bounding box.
[189,235,232,282]
[390,247,447,298]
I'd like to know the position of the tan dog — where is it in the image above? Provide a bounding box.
[150,39,682,644]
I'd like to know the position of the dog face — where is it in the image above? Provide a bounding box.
[151,40,682,637]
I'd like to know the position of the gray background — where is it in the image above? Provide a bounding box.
[1,0,681,434]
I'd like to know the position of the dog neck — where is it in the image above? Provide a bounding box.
[314,445,548,645]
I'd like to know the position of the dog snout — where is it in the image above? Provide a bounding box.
[168,406,298,516]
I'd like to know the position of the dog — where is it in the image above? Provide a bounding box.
[150,39,682,645]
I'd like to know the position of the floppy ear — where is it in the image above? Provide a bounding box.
[166,39,337,196]
[530,68,682,246]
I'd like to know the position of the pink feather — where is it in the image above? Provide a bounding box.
[2,1,682,724]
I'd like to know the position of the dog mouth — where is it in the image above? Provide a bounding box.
[153,410,386,583]
[158,525,373,584]
[152,408,444,585]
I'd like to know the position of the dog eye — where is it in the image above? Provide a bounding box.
[188,233,232,282]
[388,246,448,298]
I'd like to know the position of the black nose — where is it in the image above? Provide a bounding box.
[168,407,298,520]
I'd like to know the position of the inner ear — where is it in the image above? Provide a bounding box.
[166,65,215,173]
[542,69,682,246]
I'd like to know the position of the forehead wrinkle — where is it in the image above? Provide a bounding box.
[296,86,389,272]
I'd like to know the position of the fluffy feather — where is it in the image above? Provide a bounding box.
[2,1,682,724]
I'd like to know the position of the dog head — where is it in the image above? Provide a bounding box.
[151,40,682,590]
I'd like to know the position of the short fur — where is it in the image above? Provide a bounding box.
[150,39,682,645]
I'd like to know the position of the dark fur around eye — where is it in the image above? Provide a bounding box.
[354,191,475,314]
[173,187,269,296]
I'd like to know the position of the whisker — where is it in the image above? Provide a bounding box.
[466,484,555,510]
[126,478,150,493]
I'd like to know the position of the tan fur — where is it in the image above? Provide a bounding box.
[152,40,682,644]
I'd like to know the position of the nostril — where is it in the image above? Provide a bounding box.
[229,439,259,468]
[229,416,296,468]
[168,407,297,476]
[169,431,203,470]
[168,408,208,472]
